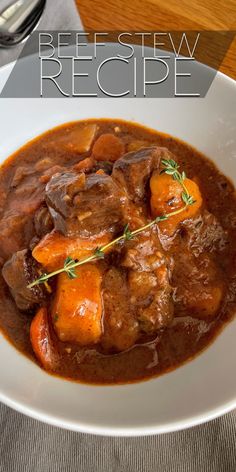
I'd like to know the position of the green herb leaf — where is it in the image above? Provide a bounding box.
[181,192,196,206]
[188,197,196,206]
[63,257,78,279]
[67,268,77,279]
[123,223,133,241]
[64,256,76,268]
[95,247,105,258]
[173,174,181,182]
[161,158,171,167]
[169,159,179,169]
[181,192,189,205]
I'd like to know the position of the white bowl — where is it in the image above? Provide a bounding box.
[0,59,235,436]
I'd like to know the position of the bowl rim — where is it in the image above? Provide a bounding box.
[0,383,236,436]
[0,55,235,436]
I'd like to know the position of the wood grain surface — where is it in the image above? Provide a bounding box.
[76,0,236,79]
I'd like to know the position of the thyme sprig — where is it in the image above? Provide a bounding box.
[161,158,196,206]
[28,159,195,289]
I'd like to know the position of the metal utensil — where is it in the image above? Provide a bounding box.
[0,0,46,47]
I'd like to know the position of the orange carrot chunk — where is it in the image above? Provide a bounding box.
[32,230,111,272]
[30,307,59,371]
[52,264,103,345]
[150,172,203,234]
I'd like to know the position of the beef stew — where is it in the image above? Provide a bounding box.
[0,119,235,385]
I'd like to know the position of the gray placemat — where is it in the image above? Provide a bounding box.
[0,403,236,472]
[0,0,83,67]
[0,1,236,470]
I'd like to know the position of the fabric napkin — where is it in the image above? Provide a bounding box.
[0,403,236,471]
[0,1,235,471]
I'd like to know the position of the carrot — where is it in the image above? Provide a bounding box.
[92,133,125,162]
[30,307,59,371]
[32,230,111,271]
[52,264,103,345]
[150,172,203,234]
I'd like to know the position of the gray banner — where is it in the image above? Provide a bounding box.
[1,31,235,98]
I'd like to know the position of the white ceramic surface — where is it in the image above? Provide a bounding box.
[0,58,235,436]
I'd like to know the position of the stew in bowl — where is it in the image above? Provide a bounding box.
[0,119,235,384]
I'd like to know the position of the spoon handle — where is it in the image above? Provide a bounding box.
[0,0,42,34]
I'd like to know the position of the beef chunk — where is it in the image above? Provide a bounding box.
[128,267,173,333]
[102,244,173,351]
[2,249,46,311]
[182,210,228,256]
[121,230,165,272]
[102,268,139,352]
[172,249,224,319]
[138,286,173,333]
[122,229,174,333]
[34,205,53,238]
[0,211,35,260]
[39,165,67,185]
[10,166,34,188]
[112,146,172,202]
[45,171,127,238]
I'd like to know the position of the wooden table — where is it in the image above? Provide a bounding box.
[76,0,236,80]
